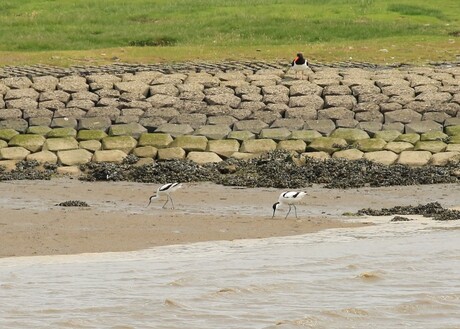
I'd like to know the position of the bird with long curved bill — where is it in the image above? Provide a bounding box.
[147,183,182,209]
[272,191,307,219]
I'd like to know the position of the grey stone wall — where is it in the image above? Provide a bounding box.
[0,63,459,170]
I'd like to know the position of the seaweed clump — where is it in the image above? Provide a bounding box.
[357,202,460,221]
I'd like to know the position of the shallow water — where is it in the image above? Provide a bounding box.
[1,216,459,329]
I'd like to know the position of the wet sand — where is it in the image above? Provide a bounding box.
[0,179,458,258]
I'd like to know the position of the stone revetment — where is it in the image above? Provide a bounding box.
[0,61,459,172]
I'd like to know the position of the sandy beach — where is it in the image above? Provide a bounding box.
[0,178,459,258]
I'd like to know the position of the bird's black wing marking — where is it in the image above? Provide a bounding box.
[293,192,300,198]
[159,183,173,191]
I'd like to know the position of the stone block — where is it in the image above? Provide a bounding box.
[405,120,442,134]
[444,119,460,127]
[382,122,405,133]
[240,139,277,153]
[47,127,77,138]
[307,137,348,154]
[290,130,322,142]
[170,135,208,151]
[194,124,232,140]
[0,119,28,133]
[421,131,448,141]
[446,144,460,152]
[8,134,45,152]
[270,118,305,130]
[79,140,102,152]
[51,117,78,129]
[449,135,460,144]
[155,123,194,137]
[277,140,307,153]
[318,107,354,121]
[430,152,460,166]
[384,109,422,124]
[259,128,292,141]
[101,136,137,153]
[446,125,460,136]
[58,76,88,93]
[29,117,52,127]
[284,107,317,120]
[384,142,414,154]
[289,95,324,109]
[186,151,222,164]
[56,166,82,176]
[0,160,19,171]
[43,137,79,151]
[303,120,336,136]
[395,133,420,144]
[157,147,186,160]
[363,151,398,166]
[58,149,93,166]
[332,149,364,161]
[322,85,351,96]
[413,141,447,153]
[132,146,158,158]
[206,139,240,157]
[356,122,383,136]
[205,94,241,108]
[0,128,19,141]
[233,120,268,134]
[206,115,237,126]
[26,150,57,164]
[227,130,256,141]
[397,151,432,166]
[108,123,147,138]
[27,126,51,136]
[169,113,207,129]
[114,81,150,97]
[0,140,7,148]
[289,83,323,96]
[373,130,401,142]
[230,152,259,160]
[324,95,357,110]
[3,76,32,89]
[354,138,387,152]
[138,133,173,148]
[92,150,127,163]
[77,130,108,141]
[0,147,30,160]
[78,117,112,131]
[330,128,369,143]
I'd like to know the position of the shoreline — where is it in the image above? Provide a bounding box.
[1,178,459,258]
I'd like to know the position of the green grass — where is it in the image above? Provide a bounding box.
[0,0,458,66]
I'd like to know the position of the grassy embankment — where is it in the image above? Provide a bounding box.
[0,0,458,67]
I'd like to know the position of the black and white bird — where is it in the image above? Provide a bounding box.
[272,191,307,219]
[147,183,183,209]
[291,52,309,79]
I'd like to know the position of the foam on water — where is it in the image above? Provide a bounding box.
[1,216,460,329]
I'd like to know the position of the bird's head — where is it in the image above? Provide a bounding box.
[296,52,303,58]
[272,202,280,218]
[147,194,158,207]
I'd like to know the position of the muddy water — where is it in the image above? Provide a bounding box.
[1,215,459,329]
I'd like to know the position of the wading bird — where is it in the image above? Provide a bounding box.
[272,191,307,219]
[291,52,309,79]
[147,183,183,209]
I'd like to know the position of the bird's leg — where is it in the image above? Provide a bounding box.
[170,196,175,209]
[285,205,292,219]
[162,196,170,209]
[294,205,298,218]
